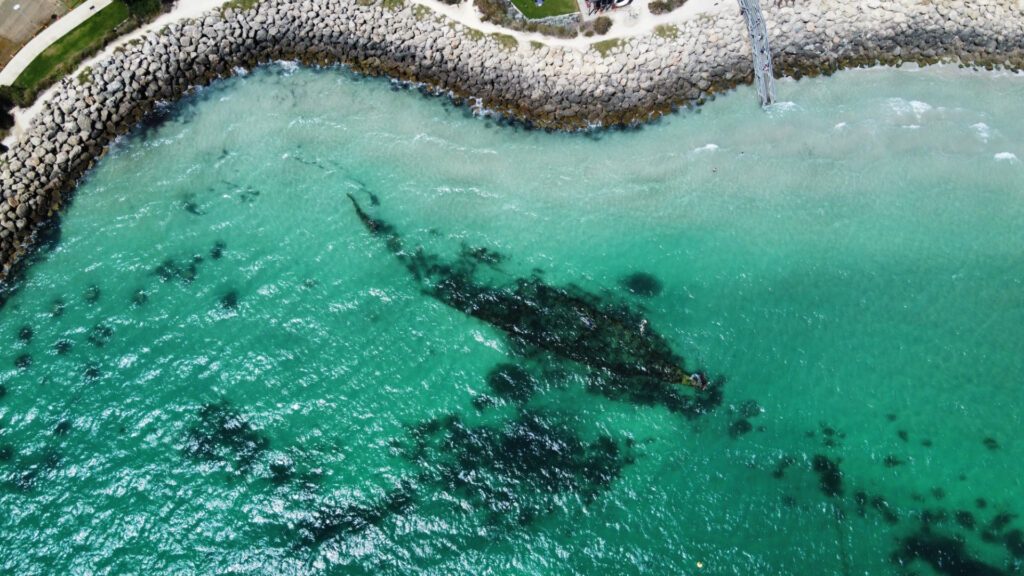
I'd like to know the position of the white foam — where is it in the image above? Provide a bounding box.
[693,143,719,153]
[971,122,991,142]
[833,122,847,130]
[994,152,1018,162]
[888,98,933,118]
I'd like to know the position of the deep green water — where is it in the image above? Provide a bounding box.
[1,64,1023,575]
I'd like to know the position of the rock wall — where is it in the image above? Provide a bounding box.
[1,0,1023,281]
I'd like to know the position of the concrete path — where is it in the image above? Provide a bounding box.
[411,0,731,50]
[0,0,113,86]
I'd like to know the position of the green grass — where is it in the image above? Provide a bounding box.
[509,0,578,19]
[382,0,405,10]
[654,24,679,39]
[490,33,518,51]
[222,0,260,9]
[13,1,131,94]
[413,4,432,20]
[592,38,623,57]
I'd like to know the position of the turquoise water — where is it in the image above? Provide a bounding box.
[2,63,1024,575]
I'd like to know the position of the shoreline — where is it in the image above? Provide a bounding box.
[1,0,1024,282]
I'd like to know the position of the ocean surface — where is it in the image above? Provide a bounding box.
[1,63,1023,575]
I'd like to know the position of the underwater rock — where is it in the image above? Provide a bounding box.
[53,420,71,436]
[894,531,1008,576]
[298,484,415,546]
[898,430,909,442]
[855,490,868,516]
[462,245,503,266]
[1006,529,1024,559]
[17,325,33,343]
[884,455,906,468]
[0,444,12,461]
[14,353,32,369]
[211,240,227,260]
[487,363,538,404]
[183,199,205,216]
[729,418,753,438]
[811,454,843,498]
[183,400,269,471]
[737,399,762,419]
[956,510,977,530]
[268,454,294,485]
[155,259,180,282]
[872,496,899,524]
[88,324,114,347]
[347,194,719,418]
[403,410,631,525]
[50,299,65,318]
[472,395,498,411]
[983,437,1000,451]
[84,285,101,305]
[155,255,203,284]
[772,455,797,479]
[131,289,148,307]
[620,272,663,297]
[0,384,6,400]
[220,290,239,310]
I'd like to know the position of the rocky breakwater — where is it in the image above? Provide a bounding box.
[1,0,1024,283]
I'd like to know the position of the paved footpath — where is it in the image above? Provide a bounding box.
[0,0,113,86]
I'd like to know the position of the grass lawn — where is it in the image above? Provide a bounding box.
[13,0,131,94]
[510,0,579,19]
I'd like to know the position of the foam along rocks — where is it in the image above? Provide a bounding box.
[994,152,1018,162]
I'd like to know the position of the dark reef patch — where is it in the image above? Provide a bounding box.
[0,384,6,400]
[983,437,1000,451]
[221,290,239,310]
[772,455,797,479]
[88,324,114,347]
[403,410,631,525]
[620,272,663,297]
[298,483,415,546]
[50,298,65,318]
[17,325,33,343]
[131,289,148,307]
[1006,529,1024,559]
[956,510,977,530]
[183,400,270,471]
[14,353,32,369]
[53,339,72,355]
[53,420,71,436]
[872,496,900,524]
[884,455,906,468]
[347,193,717,417]
[729,418,753,438]
[84,284,101,305]
[486,363,538,404]
[211,240,227,260]
[811,454,843,498]
[894,531,1009,576]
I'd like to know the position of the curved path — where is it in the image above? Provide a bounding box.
[0,0,113,86]
[3,0,733,144]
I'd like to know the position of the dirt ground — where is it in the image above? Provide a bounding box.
[0,0,69,67]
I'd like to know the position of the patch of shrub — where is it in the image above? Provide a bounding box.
[592,15,612,34]
[473,0,579,38]
[648,0,686,14]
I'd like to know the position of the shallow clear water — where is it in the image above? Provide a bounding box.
[1,64,1023,575]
